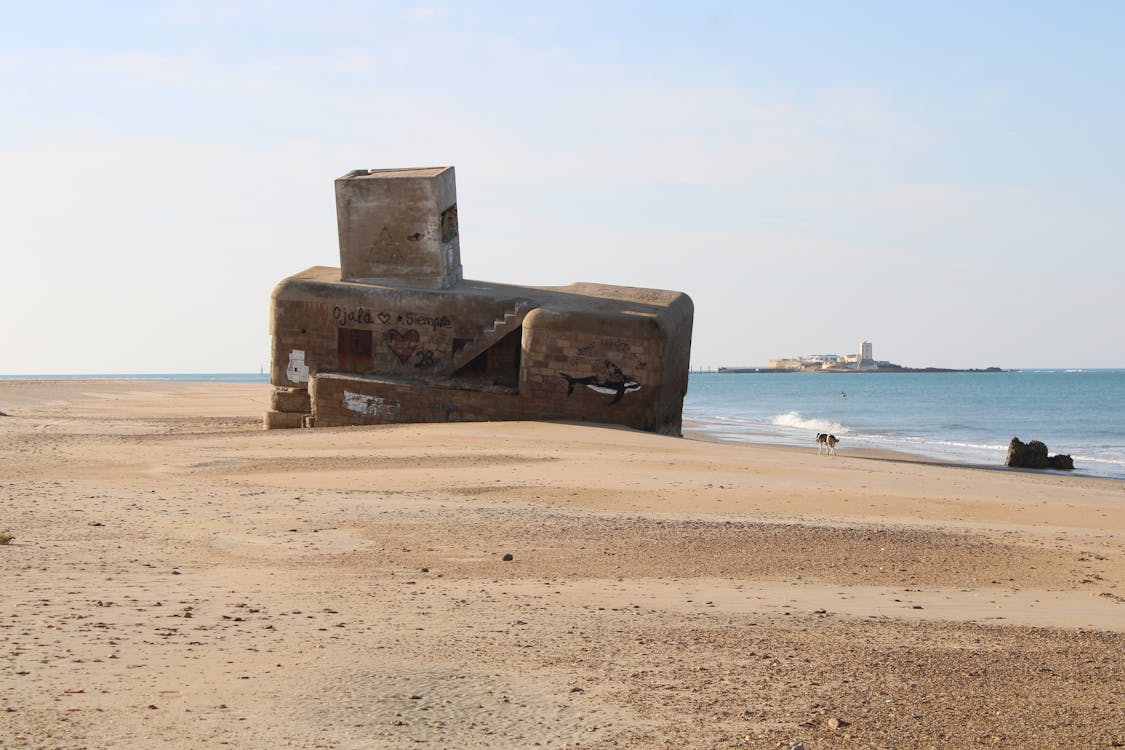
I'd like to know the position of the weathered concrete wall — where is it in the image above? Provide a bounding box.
[335,167,461,289]
[311,373,521,427]
[269,269,532,387]
[268,273,339,388]
[270,387,311,413]
[518,307,668,432]
[652,293,694,435]
[269,274,692,434]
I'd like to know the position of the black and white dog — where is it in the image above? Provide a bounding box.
[816,433,839,456]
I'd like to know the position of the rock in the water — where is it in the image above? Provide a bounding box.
[1005,437,1073,470]
[1006,437,1049,468]
[1047,453,1074,470]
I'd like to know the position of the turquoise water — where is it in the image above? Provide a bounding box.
[684,370,1125,480]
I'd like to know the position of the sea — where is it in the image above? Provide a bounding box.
[685,369,1125,480]
[3,369,1124,480]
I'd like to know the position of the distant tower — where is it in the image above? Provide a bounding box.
[860,341,874,367]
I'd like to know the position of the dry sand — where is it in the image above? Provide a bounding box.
[1,380,1122,749]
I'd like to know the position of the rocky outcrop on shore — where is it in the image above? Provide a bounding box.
[1005,436,1074,470]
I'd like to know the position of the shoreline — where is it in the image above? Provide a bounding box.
[682,418,1123,483]
[686,368,1125,480]
[0,377,1118,481]
[686,420,958,465]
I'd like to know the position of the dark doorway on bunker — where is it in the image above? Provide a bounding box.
[337,328,374,372]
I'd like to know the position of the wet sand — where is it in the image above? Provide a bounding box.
[1,380,1122,748]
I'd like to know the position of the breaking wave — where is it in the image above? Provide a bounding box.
[770,411,848,434]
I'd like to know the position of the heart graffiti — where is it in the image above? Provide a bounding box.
[384,329,420,364]
[377,311,391,325]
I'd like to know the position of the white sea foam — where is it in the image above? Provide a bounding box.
[932,439,1010,453]
[771,412,848,434]
[1073,455,1125,470]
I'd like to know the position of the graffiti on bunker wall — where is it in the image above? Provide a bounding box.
[333,306,452,331]
[384,330,420,364]
[333,306,374,326]
[343,391,400,420]
[383,330,439,368]
[570,339,646,369]
[398,312,452,330]
[286,350,309,383]
[560,360,641,405]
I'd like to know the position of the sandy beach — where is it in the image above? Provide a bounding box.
[1,380,1122,749]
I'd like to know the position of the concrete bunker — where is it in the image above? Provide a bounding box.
[266,166,693,435]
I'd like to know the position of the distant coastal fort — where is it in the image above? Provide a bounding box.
[767,341,883,372]
[719,342,1002,374]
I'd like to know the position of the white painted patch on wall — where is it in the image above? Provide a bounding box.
[344,390,400,420]
[287,350,309,384]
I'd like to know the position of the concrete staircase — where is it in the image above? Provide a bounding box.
[446,301,536,374]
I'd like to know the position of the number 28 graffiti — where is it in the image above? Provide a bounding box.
[384,329,436,368]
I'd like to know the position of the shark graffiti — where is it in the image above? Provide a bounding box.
[560,360,641,405]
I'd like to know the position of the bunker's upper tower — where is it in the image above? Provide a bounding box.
[335,166,462,289]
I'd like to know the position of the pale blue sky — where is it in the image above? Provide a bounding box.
[2,1,1123,372]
